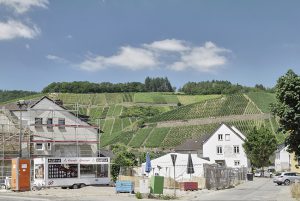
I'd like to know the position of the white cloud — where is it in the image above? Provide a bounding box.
[78,39,231,72]
[0,20,40,40]
[169,42,230,72]
[79,46,158,71]
[46,54,68,63]
[25,44,30,49]
[66,34,73,39]
[144,39,189,52]
[0,0,48,14]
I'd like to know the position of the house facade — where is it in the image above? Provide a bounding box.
[202,124,248,168]
[1,96,99,158]
[275,144,290,172]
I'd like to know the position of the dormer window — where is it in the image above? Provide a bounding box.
[218,134,223,141]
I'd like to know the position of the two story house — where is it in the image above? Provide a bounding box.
[202,123,248,168]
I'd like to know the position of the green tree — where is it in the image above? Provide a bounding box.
[243,126,277,171]
[110,144,138,182]
[272,69,300,156]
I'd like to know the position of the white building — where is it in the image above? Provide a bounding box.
[202,123,249,168]
[1,96,99,158]
[141,153,212,181]
[275,144,290,172]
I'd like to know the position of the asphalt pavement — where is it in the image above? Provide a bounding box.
[188,177,295,201]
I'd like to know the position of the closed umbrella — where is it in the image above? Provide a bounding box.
[145,152,152,174]
[187,153,194,179]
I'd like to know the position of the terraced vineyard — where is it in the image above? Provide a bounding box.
[148,94,260,123]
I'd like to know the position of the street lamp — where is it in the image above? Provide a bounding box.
[17,100,28,158]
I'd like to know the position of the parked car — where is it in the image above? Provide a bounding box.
[254,169,274,178]
[254,170,262,177]
[273,172,300,185]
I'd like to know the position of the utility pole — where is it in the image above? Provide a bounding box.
[170,153,177,197]
[17,100,28,158]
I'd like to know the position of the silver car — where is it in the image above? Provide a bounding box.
[273,172,300,185]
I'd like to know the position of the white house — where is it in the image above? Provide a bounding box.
[275,144,290,172]
[141,153,212,181]
[202,123,249,168]
[1,96,99,158]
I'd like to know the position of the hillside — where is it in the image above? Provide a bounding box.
[0,92,283,150]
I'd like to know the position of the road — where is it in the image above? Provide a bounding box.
[0,178,295,201]
[188,178,295,201]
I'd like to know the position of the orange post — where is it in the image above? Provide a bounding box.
[11,158,31,191]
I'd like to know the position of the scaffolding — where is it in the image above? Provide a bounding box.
[0,100,101,179]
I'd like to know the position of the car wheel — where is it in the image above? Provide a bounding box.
[277,183,282,186]
[72,184,79,189]
[79,183,86,188]
[284,180,290,185]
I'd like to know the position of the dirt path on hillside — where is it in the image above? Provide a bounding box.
[154,113,271,128]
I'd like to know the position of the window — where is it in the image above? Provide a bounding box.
[47,118,53,128]
[234,145,240,154]
[58,118,65,128]
[47,142,51,150]
[218,134,223,141]
[234,160,240,166]
[48,164,78,179]
[80,164,108,178]
[217,146,223,154]
[35,118,43,126]
[225,134,230,141]
[36,143,44,150]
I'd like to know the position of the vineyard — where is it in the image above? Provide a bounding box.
[101,116,284,148]
[54,92,282,148]
[247,92,276,113]
[147,94,261,123]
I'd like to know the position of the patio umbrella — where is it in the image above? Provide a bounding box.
[187,153,194,179]
[145,152,152,174]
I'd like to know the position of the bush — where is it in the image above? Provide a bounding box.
[135,192,143,199]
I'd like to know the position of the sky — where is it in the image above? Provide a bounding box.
[0,0,300,91]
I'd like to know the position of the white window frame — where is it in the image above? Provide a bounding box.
[234,160,240,166]
[217,146,223,154]
[225,134,230,141]
[233,145,240,154]
[35,143,44,150]
[218,134,223,141]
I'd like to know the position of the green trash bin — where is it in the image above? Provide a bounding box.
[150,176,164,194]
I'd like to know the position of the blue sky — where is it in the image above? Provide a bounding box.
[0,0,300,91]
